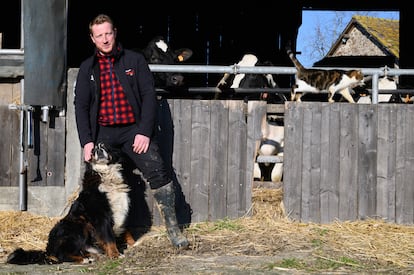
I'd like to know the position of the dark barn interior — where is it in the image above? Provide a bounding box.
[65,2,303,87]
[1,1,408,87]
[67,1,408,87]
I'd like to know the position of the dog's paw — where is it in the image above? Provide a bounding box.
[82,257,95,264]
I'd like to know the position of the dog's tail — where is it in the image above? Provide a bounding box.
[7,248,57,265]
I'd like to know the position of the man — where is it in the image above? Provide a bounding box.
[74,14,189,249]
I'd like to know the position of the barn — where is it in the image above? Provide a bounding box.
[1,1,413,225]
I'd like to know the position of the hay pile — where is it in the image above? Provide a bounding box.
[1,187,413,272]
[0,211,59,254]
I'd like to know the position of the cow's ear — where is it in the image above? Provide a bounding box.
[175,48,193,62]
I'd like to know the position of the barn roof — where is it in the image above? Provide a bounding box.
[354,15,399,58]
[327,15,399,59]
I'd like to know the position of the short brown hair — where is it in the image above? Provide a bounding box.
[89,14,114,34]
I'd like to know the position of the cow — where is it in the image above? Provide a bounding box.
[214,54,285,182]
[356,76,408,104]
[140,36,193,89]
[254,114,284,182]
[215,53,286,103]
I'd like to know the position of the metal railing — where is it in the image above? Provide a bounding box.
[2,55,414,103]
[149,64,414,104]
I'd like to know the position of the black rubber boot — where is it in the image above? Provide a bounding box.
[153,181,190,249]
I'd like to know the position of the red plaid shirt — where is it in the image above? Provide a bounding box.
[97,55,135,126]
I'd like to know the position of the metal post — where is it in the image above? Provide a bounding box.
[372,73,379,104]
[19,108,27,211]
[26,107,33,148]
[8,79,33,211]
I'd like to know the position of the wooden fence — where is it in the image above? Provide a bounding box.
[0,79,68,216]
[1,68,270,223]
[150,98,266,223]
[0,80,20,187]
[283,102,414,224]
[1,69,414,225]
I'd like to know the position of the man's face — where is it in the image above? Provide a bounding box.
[90,22,116,55]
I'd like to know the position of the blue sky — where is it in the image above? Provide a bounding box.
[297,10,400,67]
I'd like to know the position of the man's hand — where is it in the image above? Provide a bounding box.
[83,142,94,162]
[133,134,150,154]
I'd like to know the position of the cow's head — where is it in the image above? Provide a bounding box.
[215,54,285,103]
[142,36,193,87]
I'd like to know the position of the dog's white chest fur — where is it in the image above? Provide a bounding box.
[94,163,130,236]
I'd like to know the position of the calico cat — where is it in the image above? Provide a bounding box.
[286,48,364,103]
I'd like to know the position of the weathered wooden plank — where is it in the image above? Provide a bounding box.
[357,104,377,219]
[403,106,414,224]
[46,115,66,186]
[250,101,268,142]
[300,103,314,222]
[225,101,239,218]
[171,99,192,201]
[0,105,11,186]
[398,106,414,223]
[65,68,83,202]
[308,103,322,222]
[0,82,21,187]
[266,104,285,114]
[0,83,14,186]
[10,100,20,188]
[394,106,407,224]
[384,104,397,222]
[0,53,24,78]
[0,67,24,78]
[338,103,358,221]
[320,103,338,222]
[283,102,303,221]
[209,100,228,220]
[376,104,397,221]
[189,100,210,222]
[226,101,246,218]
[256,155,283,163]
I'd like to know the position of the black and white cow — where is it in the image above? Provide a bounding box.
[215,53,286,103]
[355,75,414,104]
[141,36,193,88]
[214,54,286,182]
[254,114,284,182]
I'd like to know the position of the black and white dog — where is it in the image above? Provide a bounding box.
[7,143,131,264]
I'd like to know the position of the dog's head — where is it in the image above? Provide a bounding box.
[83,142,125,189]
[91,142,112,165]
[90,142,122,165]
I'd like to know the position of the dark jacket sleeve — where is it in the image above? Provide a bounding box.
[74,58,95,147]
[120,50,158,138]
[135,52,158,138]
